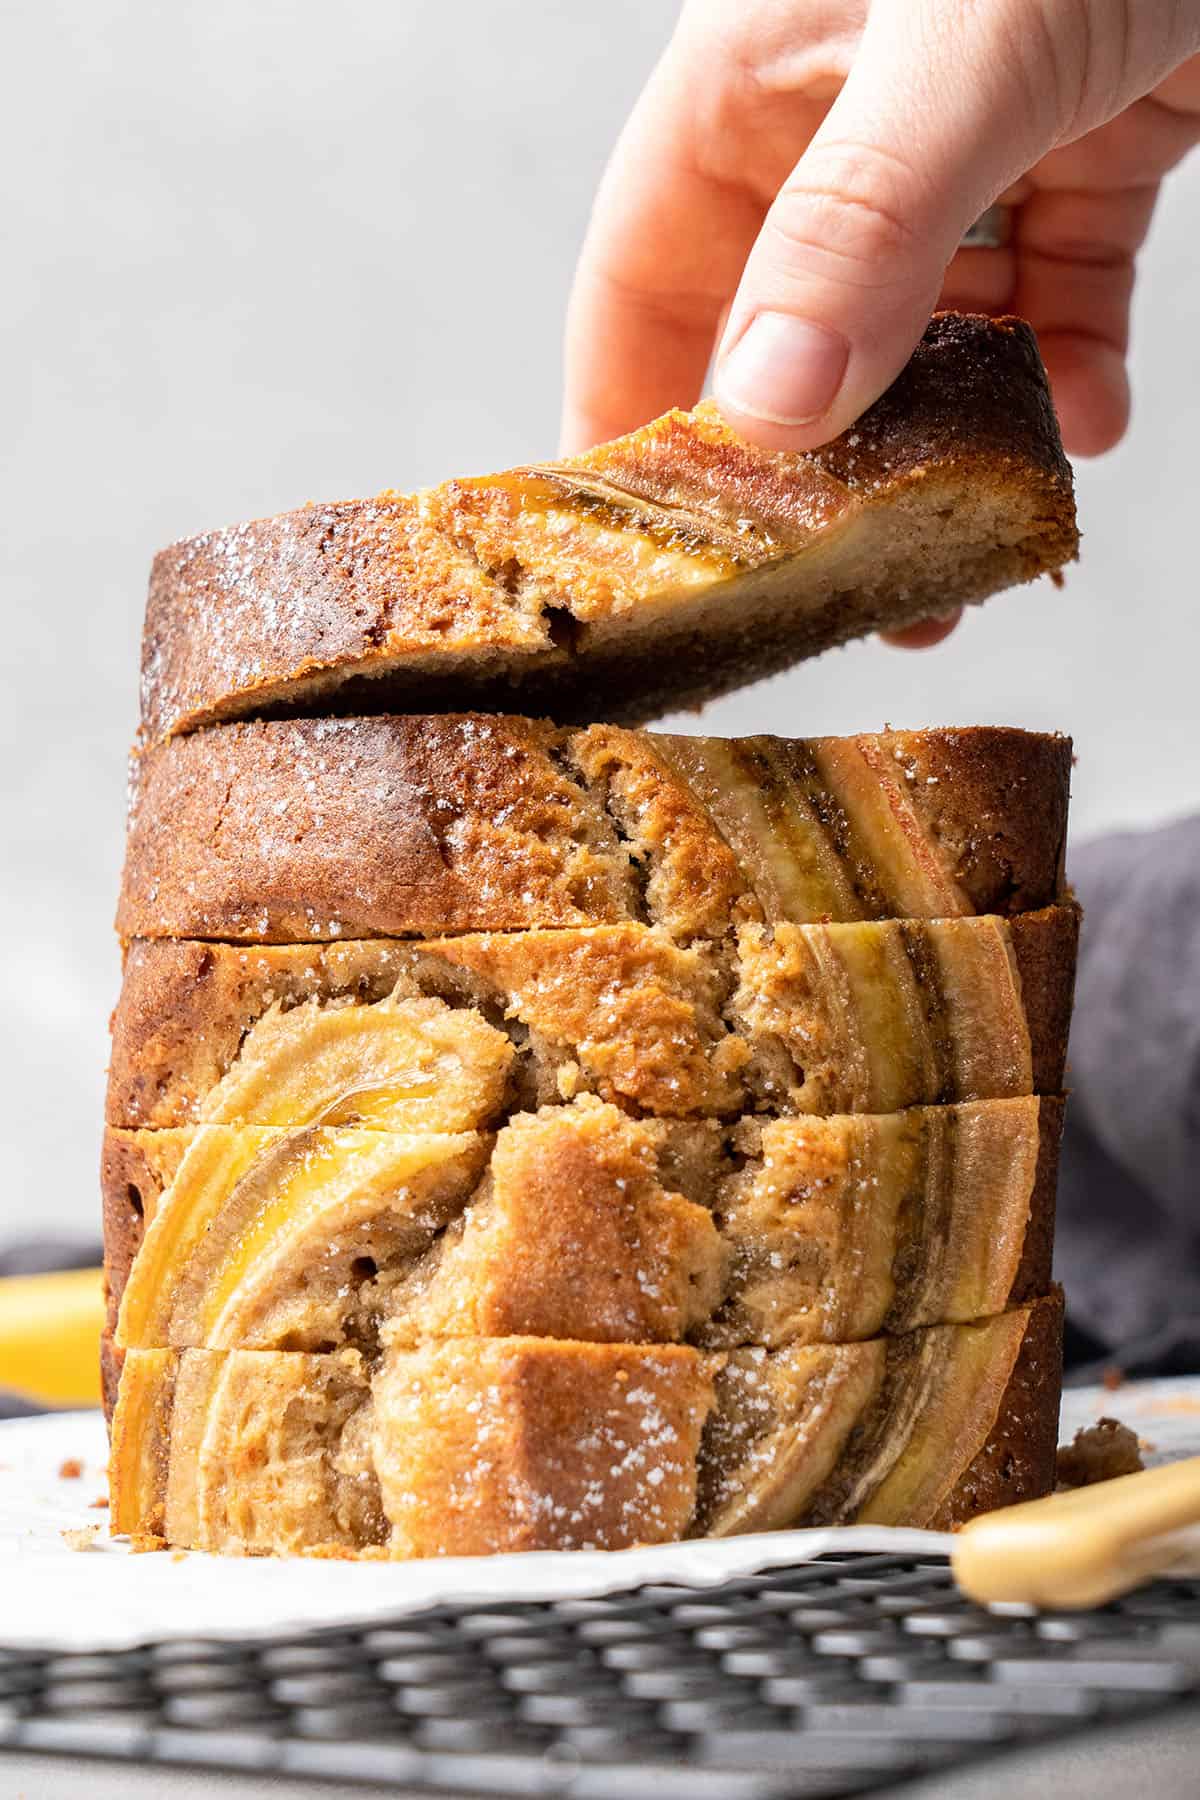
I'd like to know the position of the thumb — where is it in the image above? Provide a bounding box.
[713,0,1066,451]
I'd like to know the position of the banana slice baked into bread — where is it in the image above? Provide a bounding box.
[118,719,1071,941]
[139,315,1076,742]
[109,1293,1063,1555]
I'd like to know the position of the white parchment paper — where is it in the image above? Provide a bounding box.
[4,1378,1197,1652]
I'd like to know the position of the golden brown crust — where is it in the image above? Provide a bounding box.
[850,728,1072,921]
[930,1286,1063,1527]
[389,1101,725,1350]
[1011,1097,1061,1311]
[118,714,635,942]
[109,1297,1060,1555]
[140,496,554,743]
[99,1329,122,1424]
[1010,906,1080,1093]
[571,317,1072,525]
[117,718,1071,943]
[139,316,1076,741]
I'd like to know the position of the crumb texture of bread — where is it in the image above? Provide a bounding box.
[139,315,1077,742]
[108,1296,1062,1555]
[116,719,1072,942]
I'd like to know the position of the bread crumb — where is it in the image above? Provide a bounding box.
[57,1458,84,1479]
[61,1524,101,1551]
[1056,1417,1143,1488]
[89,1495,109,1509]
[1101,1365,1125,1391]
[129,1531,167,1554]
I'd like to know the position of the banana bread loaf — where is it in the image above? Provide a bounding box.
[106,311,1078,1559]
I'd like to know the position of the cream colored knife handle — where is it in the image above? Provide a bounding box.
[952,1456,1200,1610]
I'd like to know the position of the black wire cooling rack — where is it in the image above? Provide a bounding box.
[3,1551,1200,1797]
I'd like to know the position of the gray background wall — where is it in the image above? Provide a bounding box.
[3,0,1198,1236]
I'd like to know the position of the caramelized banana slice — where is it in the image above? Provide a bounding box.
[110,1346,382,1550]
[199,989,514,1131]
[695,1291,1062,1535]
[115,1126,488,1351]
[570,725,1072,940]
[695,1340,886,1535]
[733,913,1054,1115]
[636,733,974,923]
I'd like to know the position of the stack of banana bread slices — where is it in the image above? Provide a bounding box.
[104,314,1081,1557]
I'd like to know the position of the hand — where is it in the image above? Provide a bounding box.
[561,0,1200,645]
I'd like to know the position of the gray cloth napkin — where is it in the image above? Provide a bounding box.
[1056,813,1200,1378]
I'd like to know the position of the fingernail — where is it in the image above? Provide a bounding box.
[717,311,849,426]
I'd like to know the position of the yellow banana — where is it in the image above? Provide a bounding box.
[0,1269,103,1407]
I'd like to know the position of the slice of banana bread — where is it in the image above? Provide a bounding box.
[107,910,1076,1133]
[105,1095,1060,1369]
[118,719,1071,942]
[139,315,1076,743]
[109,1291,1063,1555]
